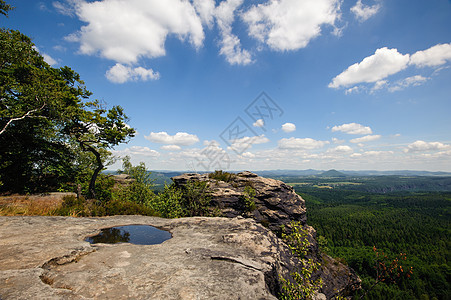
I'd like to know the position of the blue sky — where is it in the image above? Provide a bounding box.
[4,0,451,171]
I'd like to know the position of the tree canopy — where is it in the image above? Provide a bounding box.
[0,11,135,196]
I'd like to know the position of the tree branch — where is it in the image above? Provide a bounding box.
[0,102,46,136]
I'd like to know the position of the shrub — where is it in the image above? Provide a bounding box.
[150,184,184,218]
[279,221,323,300]
[208,170,236,182]
[180,180,212,217]
[239,185,256,212]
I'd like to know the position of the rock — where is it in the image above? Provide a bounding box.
[171,171,306,232]
[111,174,135,187]
[0,216,294,299]
[0,216,359,299]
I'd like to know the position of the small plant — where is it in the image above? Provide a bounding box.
[279,221,323,300]
[208,170,236,182]
[239,185,256,212]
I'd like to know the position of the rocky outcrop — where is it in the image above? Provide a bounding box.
[172,171,306,232]
[0,216,359,299]
[0,215,298,299]
[172,171,361,297]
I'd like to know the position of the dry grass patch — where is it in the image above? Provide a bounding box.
[0,193,74,216]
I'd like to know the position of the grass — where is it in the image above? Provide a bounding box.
[0,193,71,216]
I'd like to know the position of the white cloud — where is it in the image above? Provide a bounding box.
[53,1,76,17]
[105,63,160,83]
[253,119,264,128]
[329,47,410,88]
[145,131,199,146]
[215,0,253,65]
[332,137,345,144]
[160,145,182,151]
[241,152,255,158]
[192,0,215,28]
[350,0,381,22]
[281,122,296,133]
[42,53,58,66]
[371,80,387,92]
[69,0,204,65]
[327,145,353,153]
[410,43,451,67]
[389,75,429,92]
[331,123,373,135]
[229,134,269,152]
[404,140,451,153]
[242,0,340,51]
[278,137,329,150]
[113,146,160,157]
[350,134,381,143]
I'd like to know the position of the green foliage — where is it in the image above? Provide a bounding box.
[150,184,184,218]
[299,187,451,300]
[279,221,323,300]
[239,185,256,212]
[208,170,236,182]
[0,23,134,197]
[180,180,212,217]
[0,0,13,17]
[113,156,154,204]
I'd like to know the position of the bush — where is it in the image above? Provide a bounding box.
[113,181,154,205]
[180,180,212,217]
[239,185,256,212]
[208,170,236,182]
[150,184,184,218]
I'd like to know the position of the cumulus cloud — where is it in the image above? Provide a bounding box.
[160,145,182,151]
[410,43,451,67]
[253,119,264,128]
[242,0,340,51]
[145,131,199,146]
[229,134,269,153]
[106,63,160,83]
[215,0,253,65]
[331,43,451,92]
[329,47,410,88]
[404,140,451,153]
[388,75,429,92]
[278,137,329,150]
[327,145,353,153]
[243,0,340,51]
[192,0,215,28]
[350,0,381,22]
[281,122,296,133]
[69,0,204,64]
[331,123,373,135]
[350,134,381,143]
[113,146,160,157]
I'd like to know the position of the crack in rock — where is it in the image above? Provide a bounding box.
[210,256,263,272]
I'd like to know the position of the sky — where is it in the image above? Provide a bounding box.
[3,0,451,172]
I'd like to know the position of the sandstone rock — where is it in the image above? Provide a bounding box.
[0,216,359,300]
[171,171,306,232]
[0,216,292,299]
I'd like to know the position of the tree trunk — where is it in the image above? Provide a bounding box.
[85,144,103,200]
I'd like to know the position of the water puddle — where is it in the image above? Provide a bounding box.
[85,225,172,245]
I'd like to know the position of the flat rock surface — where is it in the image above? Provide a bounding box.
[0,216,290,300]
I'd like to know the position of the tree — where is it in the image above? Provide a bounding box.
[1,8,135,195]
[64,101,135,199]
[0,0,13,17]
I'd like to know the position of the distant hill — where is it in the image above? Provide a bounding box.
[318,169,347,177]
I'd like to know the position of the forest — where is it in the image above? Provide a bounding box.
[291,181,450,300]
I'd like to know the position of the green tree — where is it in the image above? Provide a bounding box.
[1,7,135,195]
[0,0,13,17]
[63,101,135,199]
